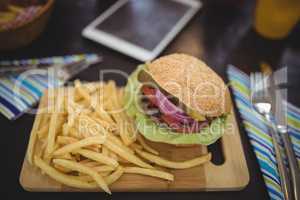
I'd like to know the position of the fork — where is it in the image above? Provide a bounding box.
[250,72,291,200]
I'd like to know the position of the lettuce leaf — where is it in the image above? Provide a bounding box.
[124,65,227,145]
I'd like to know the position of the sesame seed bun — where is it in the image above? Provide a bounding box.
[147,54,231,117]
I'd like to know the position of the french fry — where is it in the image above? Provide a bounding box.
[117,87,137,144]
[34,139,46,160]
[80,168,123,185]
[102,146,109,156]
[81,161,101,168]
[73,153,81,162]
[53,159,110,194]
[75,175,94,182]
[79,159,91,164]
[130,143,143,151]
[92,115,116,132]
[94,104,115,124]
[104,166,124,185]
[68,127,81,139]
[106,133,123,146]
[64,87,75,110]
[75,80,91,104]
[135,149,212,169]
[77,99,91,110]
[54,164,73,173]
[105,81,118,105]
[27,95,51,165]
[116,156,130,164]
[108,151,119,162]
[62,111,76,136]
[107,134,134,154]
[45,91,63,157]
[37,124,49,140]
[125,118,137,143]
[124,167,174,181]
[85,145,101,152]
[103,139,153,169]
[85,82,102,94]
[137,134,159,155]
[54,142,60,152]
[121,126,134,145]
[27,110,43,165]
[77,173,110,182]
[34,156,96,189]
[116,120,134,146]
[53,153,73,160]
[68,100,83,114]
[104,84,133,146]
[57,114,67,130]
[68,111,76,127]
[56,136,79,145]
[53,136,105,156]
[117,88,125,105]
[75,149,119,168]
[77,114,108,138]
[100,172,111,177]
[39,116,64,140]
[62,124,69,136]
[39,113,49,129]
[93,165,115,173]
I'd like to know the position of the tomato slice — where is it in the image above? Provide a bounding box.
[142,86,158,107]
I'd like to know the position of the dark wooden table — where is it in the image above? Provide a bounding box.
[1,0,299,199]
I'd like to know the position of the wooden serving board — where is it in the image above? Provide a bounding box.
[20,92,249,192]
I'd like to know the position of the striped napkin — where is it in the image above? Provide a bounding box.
[0,54,99,120]
[227,65,300,200]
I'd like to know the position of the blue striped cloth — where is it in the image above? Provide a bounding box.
[227,65,300,200]
[0,54,99,120]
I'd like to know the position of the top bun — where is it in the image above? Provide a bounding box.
[147,54,231,117]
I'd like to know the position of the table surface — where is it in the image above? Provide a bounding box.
[1,0,300,199]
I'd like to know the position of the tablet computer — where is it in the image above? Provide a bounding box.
[82,0,202,61]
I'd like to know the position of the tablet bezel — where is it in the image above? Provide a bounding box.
[82,0,202,61]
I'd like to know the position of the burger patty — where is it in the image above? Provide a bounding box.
[141,86,210,133]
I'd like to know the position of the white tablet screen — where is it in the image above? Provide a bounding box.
[95,0,191,51]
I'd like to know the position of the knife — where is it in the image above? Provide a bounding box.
[48,56,102,84]
[1,55,102,86]
[0,55,102,80]
[273,68,300,200]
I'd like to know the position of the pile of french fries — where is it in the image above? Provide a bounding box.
[27,80,211,194]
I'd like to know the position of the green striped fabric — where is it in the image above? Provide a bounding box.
[227,65,300,200]
[0,54,99,120]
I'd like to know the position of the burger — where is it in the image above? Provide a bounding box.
[124,54,231,146]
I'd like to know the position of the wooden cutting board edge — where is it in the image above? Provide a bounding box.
[203,111,250,191]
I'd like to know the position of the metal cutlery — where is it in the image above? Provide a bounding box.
[0,55,102,82]
[0,65,40,75]
[47,56,102,83]
[250,72,291,200]
[272,68,300,200]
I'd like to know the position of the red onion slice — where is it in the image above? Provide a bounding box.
[155,88,193,123]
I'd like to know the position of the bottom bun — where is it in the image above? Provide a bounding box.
[173,144,200,147]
